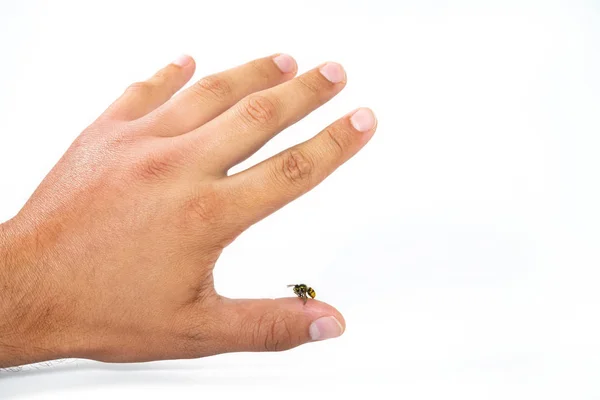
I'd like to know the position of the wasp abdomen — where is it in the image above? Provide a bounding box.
[288,283,316,302]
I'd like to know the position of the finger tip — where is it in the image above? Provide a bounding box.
[309,315,345,342]
[334,311,346,331]
[172,54,194,68]
[303,299,346,331]
[319,61,347,85]
[272,53,298,75]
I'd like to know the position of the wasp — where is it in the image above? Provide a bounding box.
[288,284,316,304]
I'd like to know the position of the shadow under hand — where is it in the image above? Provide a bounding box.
[0,359,205,399]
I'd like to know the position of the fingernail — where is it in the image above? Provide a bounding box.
[309,316,344,341]
[172,54,192,67]
[272,54,296,74]
[350,108,376,132]
[319,62,346,83]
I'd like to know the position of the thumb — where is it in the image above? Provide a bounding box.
[211,297,345,353]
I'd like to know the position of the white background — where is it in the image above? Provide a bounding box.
[1,0,600,398]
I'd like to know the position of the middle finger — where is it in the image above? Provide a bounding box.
[181,62,347,174]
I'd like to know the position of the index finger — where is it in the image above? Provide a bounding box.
[222,108,377,229]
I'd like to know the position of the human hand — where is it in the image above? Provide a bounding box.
[0,54,377,367]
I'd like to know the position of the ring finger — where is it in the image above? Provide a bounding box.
[146,54,298,137]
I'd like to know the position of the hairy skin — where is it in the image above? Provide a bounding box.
[0,54,376,368]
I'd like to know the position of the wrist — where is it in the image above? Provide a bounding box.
[0,219,72,367]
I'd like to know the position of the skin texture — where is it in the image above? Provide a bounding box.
[0,54,376,368]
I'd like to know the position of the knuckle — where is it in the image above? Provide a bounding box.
[182,188,222,224]
[192,75,232,102]
[153,66,173,81]
[249,59,271,80]
[150,70,172,89]
[253,311,294,352]
[324,124,351,154]
[126,81,154,96]
[277,148,314,186]
[296,74,322,95]
[101,125,134,149]
[131,154,175,181]
[129,145,184,181]
[239,95,278,126]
